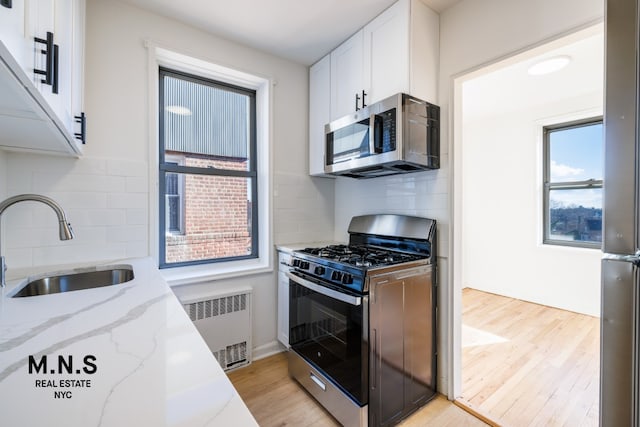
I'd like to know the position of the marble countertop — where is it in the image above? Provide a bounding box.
[0,257,258,427]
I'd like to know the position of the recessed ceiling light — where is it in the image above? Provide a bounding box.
[527,55,572,76]
[166,105,192,116]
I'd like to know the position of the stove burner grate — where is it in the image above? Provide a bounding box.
[299,244,424,269]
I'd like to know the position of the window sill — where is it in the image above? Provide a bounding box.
[161,257,273,287]
[539,241,602,252]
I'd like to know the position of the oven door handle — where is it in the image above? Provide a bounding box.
[286,272,362,306]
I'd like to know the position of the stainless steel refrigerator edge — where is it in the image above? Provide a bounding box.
[601,0,640,425]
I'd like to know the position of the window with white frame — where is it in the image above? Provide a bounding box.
[543,117,603,248]
[159,67,258,268]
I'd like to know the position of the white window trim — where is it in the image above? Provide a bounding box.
[146,41,273,286]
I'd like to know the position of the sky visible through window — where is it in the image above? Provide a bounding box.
[549,122,603,209]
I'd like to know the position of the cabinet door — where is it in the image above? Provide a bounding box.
[25,0,83,152]
[369,267,436,426]
[277,270,290,347]
[403,268,435,406]
[53,0,73,132]
[370,276,405,425]
[70,0,85,136]
[0,1,30,69]
[26,0,55,94]
[277,251,291,348]
[363,0,410,104]
[53,0,84,151]
[309,54,332,177]
[330,30,363,120]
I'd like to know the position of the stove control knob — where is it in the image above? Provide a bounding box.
[314,266,326,275]
[331,271,343,281]
[300,261,310,270]
[342,274,353,285]
[292,259,301,268]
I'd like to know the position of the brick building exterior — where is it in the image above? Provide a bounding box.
[165,151,251,263]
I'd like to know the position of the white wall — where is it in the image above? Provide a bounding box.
[0,150,6,199]
[442,0,603,397]
[2,0,334,358]
[462,92,603,316]
[0,150,6,253]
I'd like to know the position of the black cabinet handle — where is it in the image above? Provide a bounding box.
[355,93,361,111]
[34,32,54,86]
[362,90,367,108]
[52,44,59,94]
[74,112,86,144]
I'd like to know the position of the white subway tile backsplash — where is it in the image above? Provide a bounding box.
[125,176,148,193]
[67,226,108,245]
[33,174,126,193]
[273,171,335,245]
[107,159,148,177]
[107,193,147,209]
[3,153,151,270]
[69,158,109,175]
[1,205,34,228]
[32,243,127,266]
[48,192,108,209]
[5,226,66,248]
[126,209,147,225]
[6,174,33,193]
[106,225,147,243]
[4,247,33,269]
[334,169,451,260]
[66,209,127,227]
[125,240,149,258]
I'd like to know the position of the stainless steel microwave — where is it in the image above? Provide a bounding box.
[324,93,439,178]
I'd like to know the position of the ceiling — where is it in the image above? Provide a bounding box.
[462,26,604,119]
[120,0,462,65]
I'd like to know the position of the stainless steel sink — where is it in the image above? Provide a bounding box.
[11,266,134,298]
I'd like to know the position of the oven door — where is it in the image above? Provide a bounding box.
[287,271,369,406]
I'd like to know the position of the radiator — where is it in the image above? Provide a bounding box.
[180,286,252,371]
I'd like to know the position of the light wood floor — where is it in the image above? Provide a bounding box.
[228,351,488,426]
[460,288,600,427]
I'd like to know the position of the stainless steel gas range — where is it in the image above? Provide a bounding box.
[287,214,437,427]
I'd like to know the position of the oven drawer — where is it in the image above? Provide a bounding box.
[288,350,367,427]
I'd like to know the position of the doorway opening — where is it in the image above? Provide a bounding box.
[452,24,603,426]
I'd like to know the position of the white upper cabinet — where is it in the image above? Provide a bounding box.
[0,0,86,156]
[330,31,364,121]
[309,54,333,177]
[362,0,410,105]
[0,1,29,70]
[308,0,439,177]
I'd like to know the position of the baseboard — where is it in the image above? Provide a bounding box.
[252,340,285,361]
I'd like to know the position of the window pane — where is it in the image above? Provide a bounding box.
[548,188,602,244]
[548,122,603,182]
[164,173,253,264]
[163,76,251,171]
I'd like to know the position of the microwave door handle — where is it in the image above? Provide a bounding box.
[369,114,376,155]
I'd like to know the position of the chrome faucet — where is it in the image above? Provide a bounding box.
[0,194,74,287]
